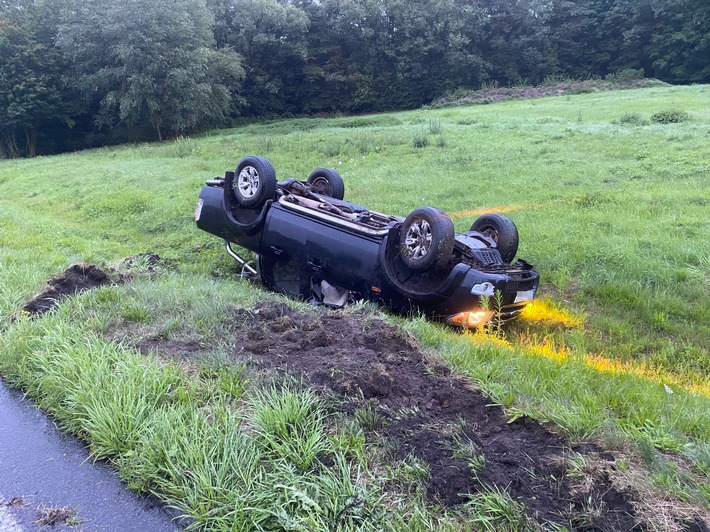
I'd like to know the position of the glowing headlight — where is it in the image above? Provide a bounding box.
[447,310,495,328]
[194,198,204,221]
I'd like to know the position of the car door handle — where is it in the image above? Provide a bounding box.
[270,246,283,256]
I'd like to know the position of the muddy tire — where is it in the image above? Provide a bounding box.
[400,207,455,271]
[233,156,277,208]
[471,213,519,263]
[307,168,345,200]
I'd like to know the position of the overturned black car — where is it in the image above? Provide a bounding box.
[195,156,539,328]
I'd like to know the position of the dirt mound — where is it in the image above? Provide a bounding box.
[22,264,111,315]
[231,301,640,530]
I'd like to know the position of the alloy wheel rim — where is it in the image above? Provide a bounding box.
[404,219,432,259]
[236,166,259,198]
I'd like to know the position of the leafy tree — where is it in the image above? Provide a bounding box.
[617,0,656,76]
[209,0,310,116]
[645,0,710,83]
[298,0,490,112]
[381,0,489,107]
[544,0,708,83]
[482,0,555,86]
[57,0,244,140]
[546,0,604,77]
[0,1,73,157]
[4,0,710,157]
[298,0,395,112]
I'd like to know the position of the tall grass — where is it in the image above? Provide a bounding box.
[0,309,478,530]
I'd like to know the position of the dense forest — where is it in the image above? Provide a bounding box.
[1,0,708,157]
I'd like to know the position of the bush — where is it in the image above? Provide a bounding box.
[479,79,500,91]
[444,87,470,100]
[541,74,574,87]
[169,136,196,158]
[353,134,372,155]
[321,139,342,157]
[619,113,648,126]
[650,110,691,124]
[606,69,645,83]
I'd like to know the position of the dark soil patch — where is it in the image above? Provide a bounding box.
[20,253,168,317]
[22,264,111,316]
[229,301,642,530]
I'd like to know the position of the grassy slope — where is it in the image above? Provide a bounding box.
[1,85,709,527]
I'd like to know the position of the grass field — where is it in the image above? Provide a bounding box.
[1,84,709,530]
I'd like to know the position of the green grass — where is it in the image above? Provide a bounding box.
[465,486,533,532]
[1,84,710,527]
[1,307,473,530]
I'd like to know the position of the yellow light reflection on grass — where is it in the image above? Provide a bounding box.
[519,300,584,328]
[521,334,573,363]
[450,203,531,220]
[465,325,710,399]
[582,353,710,398]
[527,337,710,398]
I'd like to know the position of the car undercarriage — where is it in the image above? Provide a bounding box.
[195,156,539,328]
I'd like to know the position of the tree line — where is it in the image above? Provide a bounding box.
[1,0,708,158]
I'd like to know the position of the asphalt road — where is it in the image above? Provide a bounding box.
[0,379,182,531]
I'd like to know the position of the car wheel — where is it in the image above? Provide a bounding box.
[470,213,519,263]
[400,207,455,271]
[233,156,277,207]
[306,168,345,200]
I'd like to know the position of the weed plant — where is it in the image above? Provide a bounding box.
[412,129,429,148]
[170,136,198,158]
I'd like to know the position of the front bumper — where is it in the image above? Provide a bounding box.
[429,261,539,327]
